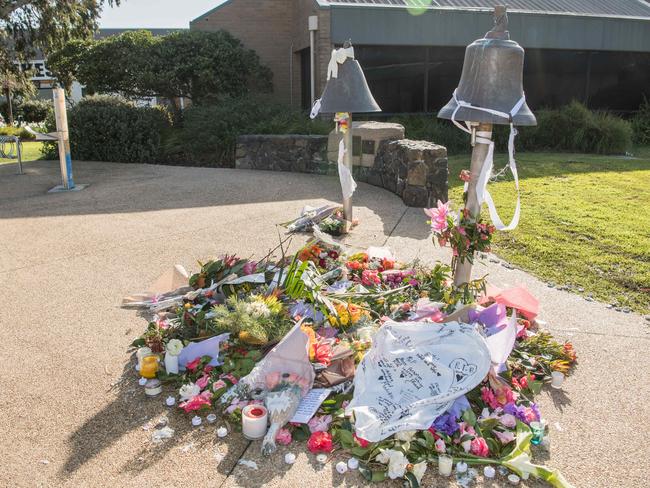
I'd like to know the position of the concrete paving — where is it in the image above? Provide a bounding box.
[0,160,648,488]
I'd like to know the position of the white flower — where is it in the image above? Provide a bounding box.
[394,430,417,442]
[245,301,271,318]
[179,382,200,401]
[411,462,427,484]
[166,339,184,356]
[377,449,409,479]
[434,439,446,453]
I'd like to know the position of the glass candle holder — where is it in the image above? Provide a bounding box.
[140,356,159,379]
[551,371,565,389]
[438,455,453,477]
[530,421,545,445]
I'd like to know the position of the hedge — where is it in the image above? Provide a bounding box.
[43,95,171,163]
[0,99,52,124]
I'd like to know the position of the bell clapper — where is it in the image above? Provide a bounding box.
[453,122,493,287]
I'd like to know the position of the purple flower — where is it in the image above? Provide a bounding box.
[446,395,471,419]
[503,402,528,423]
[433,413,459,436]
[290,301,324,322]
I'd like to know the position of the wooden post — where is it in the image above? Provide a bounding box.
[53,88,74,190]
[342,112,353,233]
[453,122,493,287]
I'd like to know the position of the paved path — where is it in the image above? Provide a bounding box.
[1,160,648,488]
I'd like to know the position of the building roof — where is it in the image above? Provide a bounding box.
[320,0,650,19]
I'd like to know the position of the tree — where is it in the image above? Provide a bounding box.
[48,29,273,115]
[1,0,118,123]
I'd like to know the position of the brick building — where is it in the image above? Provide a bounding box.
[191,0,650,113]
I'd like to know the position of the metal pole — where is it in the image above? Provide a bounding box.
[342,112,353,233]
[309,29,316,105]
[53,88,74,190]
[453,122,492,287]
[16,136,22,175]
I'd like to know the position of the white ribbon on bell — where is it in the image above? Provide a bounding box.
[450,90,526,231]
[338,138,357,200]
[327,46,354,80]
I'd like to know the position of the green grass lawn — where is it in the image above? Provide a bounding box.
[0,141,44,164]
[448,148,650,313]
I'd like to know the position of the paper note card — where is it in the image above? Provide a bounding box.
[290,388,332,424]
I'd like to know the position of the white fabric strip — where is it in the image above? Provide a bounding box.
[327,46,355,80]
[309,98,321,119]
[337,138,357,200]
[451,90,525,231]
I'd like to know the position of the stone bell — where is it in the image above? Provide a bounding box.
[318,43,381,114]
[438,6,536,126]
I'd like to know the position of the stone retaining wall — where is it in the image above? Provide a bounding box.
[235,135,448,207]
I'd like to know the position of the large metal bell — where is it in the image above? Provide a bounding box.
[438,7,536,126]
[319,57,381,114]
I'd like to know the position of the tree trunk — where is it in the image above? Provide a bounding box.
[4,86,13,125]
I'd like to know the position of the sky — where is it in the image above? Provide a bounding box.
[99,0,225,28]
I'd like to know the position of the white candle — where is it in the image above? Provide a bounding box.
[241,405,268,440]
[216,426,228,438]
[551,371,565,389]
[165,396,176,406]
[484,466,496,478]
[191,415,202,426]
[164,353,179,375]
[285,453,296,465]
[347,458,359,470]
[456,461,468,474]
[438,455,453,477]
[336,461,348,474]
[316,454,328,464]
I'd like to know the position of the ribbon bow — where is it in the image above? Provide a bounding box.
[327,46,354,80]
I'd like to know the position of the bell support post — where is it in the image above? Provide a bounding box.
[343,112,354,233]
[453,123,492,286]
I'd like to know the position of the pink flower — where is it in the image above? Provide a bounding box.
[308,414,332,433]
[434,439,446,453]
[185,357,201,372]
[499,413,517,429]
[493,430,515,445]
[196,373,210,390]
[179,390,213,413]
[275,428,292,445]
[481,387,499,410]
[307,431,333,453]
[243,261,257,275]
[353,433,369,448]
[470,437,490,457]
[459,169,471,182]
[221,373,239,385]
[265,372,281,390]
[361,269,381,286]
[424,200,450,233]
[212,379,227,391]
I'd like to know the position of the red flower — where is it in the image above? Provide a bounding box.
[381,258,395,270]
[427,427,441,440]
[312,341,333,366]
[307,431,333,453]
[204,365,214,374]
[470,437,490,457]
[179,391,213,413]
[459,169,471,182]
[353,433,369,448]
[186,357,201,372]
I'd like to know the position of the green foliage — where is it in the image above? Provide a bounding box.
[0,98,51,124]
[166,96,331,166]
[0,126,33,139]
[48,30,273,110]
[632,96,650,146]
[43,95,171,164]
[390,101,633,155]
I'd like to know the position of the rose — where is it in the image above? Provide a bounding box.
[434,438,446,453]
[470,437,490,457]
[308,415,332,434]
[307,431,333,453]
[275,428,292,445]
[353,433,369,448]
[377,449,409,479]
[196,373,210,390]
[166,339,183,356]
[179,382,200,401]
[212,379,227,392]
[459,169,471,182]
[185,357,201,372]
[179,390,213,413]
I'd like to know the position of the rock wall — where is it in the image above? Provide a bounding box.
[235,135,448,207]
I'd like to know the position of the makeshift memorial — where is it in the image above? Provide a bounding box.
[126,234,576,487]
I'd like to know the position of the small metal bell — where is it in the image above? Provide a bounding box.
[318,44,381,114]
[438,6,536,126]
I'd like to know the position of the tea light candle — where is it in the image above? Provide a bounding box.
[138,377,148,386]
[316,454,328,464]
[242,405,268,440]
[136,347,152,371]
[165,396,176,406]
[530,420,545,445]
[438,455,453,477]
[216,426,228,438]
[551,371,565,389]
[206,414,217,424]
[144,379,162,397]
[336,461,348,474]
[456,461,468,474]
[484,466,496,478]
[508,474,521,485]
[347,458,359,470]
[285,453,296,465]
[191,415,202,427]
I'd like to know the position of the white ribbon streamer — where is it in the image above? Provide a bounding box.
[309,99,321,119]
[337,138,357,200]
[327,46,354,80]
[451,90,525,231]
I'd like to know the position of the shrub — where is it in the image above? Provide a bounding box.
[19,99,51,123]
[632,96,650,146]
[0,126,34,139]
[43,95,171,163]
[384,115,468,153]
[164,96,331,166]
